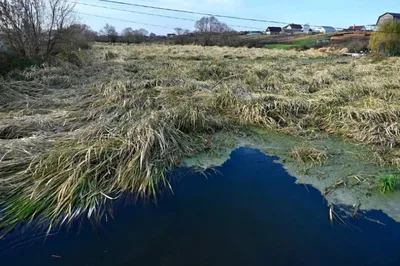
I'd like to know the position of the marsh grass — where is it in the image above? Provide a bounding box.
[289,145,328,165]
[378,174,399,194]
[1,43,400,235]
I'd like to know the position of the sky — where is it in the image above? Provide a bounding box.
[74,0,400,35]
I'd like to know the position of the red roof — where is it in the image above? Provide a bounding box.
[348,25,365,31]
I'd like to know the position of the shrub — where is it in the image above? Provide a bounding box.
[378,174,399,194]
[347,38,369,53]
[370,21,400,56]
[0,53,38,75]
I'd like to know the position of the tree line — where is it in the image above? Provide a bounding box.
[98,15,233,44]
[0,0,234,62]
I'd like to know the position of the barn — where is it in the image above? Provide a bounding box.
[376,12,400,28]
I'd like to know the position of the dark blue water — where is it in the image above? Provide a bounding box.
[1,147,400,266]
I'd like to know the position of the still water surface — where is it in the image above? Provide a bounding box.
[1,147,400,266]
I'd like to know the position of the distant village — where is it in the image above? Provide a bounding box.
[228,12,398,36]
[165,12,399,38]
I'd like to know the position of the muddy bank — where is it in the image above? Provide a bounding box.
[182,128,400,222]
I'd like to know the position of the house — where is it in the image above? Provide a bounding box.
[302,24,310,33]
[283,24,303,33]
[347,25,366,31]
[306,29,316,34]
[376,12,400,28]
[302,24,316,35]
[316,26,337,33]
[265,27,282,35]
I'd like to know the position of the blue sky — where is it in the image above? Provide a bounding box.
[74,0,400,35]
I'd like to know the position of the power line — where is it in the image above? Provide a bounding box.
[74,11,172,29]
[73,1,264,30]
[100,0,361,30]
[99,0,290,25]
[75,5,396,34]
[92,0,400,34]
[74,2,196,22]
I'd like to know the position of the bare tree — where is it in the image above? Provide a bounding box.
[133,29,148,43]
[174,27,184,35]
[101,23,118,43]
[0,0,75,60]
[174,27,190,36]
[195,16,232,33]
[149,32,157,39]
[46,0,75,57]
[194,16,231,45]
[122,27,135,44]
[121,27,148,44]
[135,28,148,37]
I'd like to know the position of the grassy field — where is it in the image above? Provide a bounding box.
[265,36,331,50]
[1,43,400,234]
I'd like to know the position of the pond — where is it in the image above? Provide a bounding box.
[1,147,400,266]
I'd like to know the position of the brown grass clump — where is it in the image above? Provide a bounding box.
[289,145,328,165]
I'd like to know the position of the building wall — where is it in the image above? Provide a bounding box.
[287,27,303,32]
[266,31,280,35]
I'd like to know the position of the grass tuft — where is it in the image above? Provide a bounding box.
[289,145,328,165]
[378,174,399,194]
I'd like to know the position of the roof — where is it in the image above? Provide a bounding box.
[377,12,400,24]
[388,12,400,19]
[266,27,282,32]
[319,26,336,30]
[348,25,365,30]
[284,24,303,29]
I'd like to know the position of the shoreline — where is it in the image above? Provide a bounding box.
[182,128,400,222]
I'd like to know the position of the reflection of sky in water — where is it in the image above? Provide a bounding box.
[1,147,400,266]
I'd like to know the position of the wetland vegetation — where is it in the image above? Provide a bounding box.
[1,43,400,235]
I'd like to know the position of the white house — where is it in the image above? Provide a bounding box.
[302,24,317,34]
[316,26,337,34]
[283,24,303,34]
